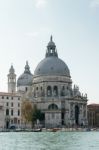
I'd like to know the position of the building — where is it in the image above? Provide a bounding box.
[0,65,21,129]
[0,92,21,129]
[17,61,33,93]
[88,104,99,127]
[0,102,4,129]
[32,36,88,127]
[0,36,88,129]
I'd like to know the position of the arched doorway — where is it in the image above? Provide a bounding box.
[75,105,79,125]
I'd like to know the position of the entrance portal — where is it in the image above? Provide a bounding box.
[75,105,79,125]
[61,112,65,125]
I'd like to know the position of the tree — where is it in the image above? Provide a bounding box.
[31,104,45,128]
[21,100,45,128]
[21,99,33,127]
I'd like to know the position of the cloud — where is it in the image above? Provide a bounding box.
[25,27,51,38]
[35,0,47,8]
[90,0,99,8]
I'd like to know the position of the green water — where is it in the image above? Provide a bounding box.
[0,132,99,150]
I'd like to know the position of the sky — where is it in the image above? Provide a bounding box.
[0,0,99,104]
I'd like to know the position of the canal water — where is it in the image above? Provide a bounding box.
[0,132,99,150]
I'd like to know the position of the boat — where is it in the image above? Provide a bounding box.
[33,128,42,132]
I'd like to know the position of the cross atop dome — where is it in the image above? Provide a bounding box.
[46,36,58,57]
[50,35,53,42]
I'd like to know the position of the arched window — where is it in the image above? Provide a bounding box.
[6,109,9,116]
[40,87,44,96]
[47,86,52,97]
[48,104,58,110]
[11,109,13,116]
[61,86,65,96]
[18,110,20,116]
[53,86,58,96]
[25,87,28,92]
[35,87,39,97]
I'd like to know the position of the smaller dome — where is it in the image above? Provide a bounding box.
[17,61,33,87]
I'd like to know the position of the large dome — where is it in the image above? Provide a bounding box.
[17,61,33,87]
[34,57,70,76]
[34,36,70,77]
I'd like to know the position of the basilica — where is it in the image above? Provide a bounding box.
[0,36,88,129]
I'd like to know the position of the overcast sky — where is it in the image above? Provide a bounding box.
[0,0,99,104]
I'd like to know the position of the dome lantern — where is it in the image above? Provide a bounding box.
[46,35,58,57]
[24,61,31,74]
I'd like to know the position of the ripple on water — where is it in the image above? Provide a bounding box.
[0,132,99,150]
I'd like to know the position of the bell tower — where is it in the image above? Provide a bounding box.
[8,65,16,93]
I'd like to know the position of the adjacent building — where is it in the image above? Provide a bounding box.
[0,92,21,129]
[87,104,99,127]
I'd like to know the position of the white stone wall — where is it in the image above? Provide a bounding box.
[17,85,31,93]
[0,94,22,128]
[8,71,16,93]
[33,75,72,100]
[32,74,87,127]
[45,112,61,127]
[8,82,16,93]
[0,106,4,129]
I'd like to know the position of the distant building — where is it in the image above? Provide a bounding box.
[0,36,88,129]
[0,92,21,129]
[0,102,4,128]
[17,61,33,93]
[87,104,99,127]
[0,65,21,129]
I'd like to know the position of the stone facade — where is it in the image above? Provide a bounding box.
[0,103,4,129]
[0,36,88,129]
[87,104,99,127]
[32,75,87,127]
[32,36,88,127]
[0,93,21,129]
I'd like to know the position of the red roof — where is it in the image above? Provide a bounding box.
[88,103,99,107]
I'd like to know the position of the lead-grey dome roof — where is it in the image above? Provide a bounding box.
[17,61,33,87]
[34,57,70,76]
[34,36,70,77]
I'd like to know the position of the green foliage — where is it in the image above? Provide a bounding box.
[21,100,33,124]
[31,105,45,127]
[21,101,45,128]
